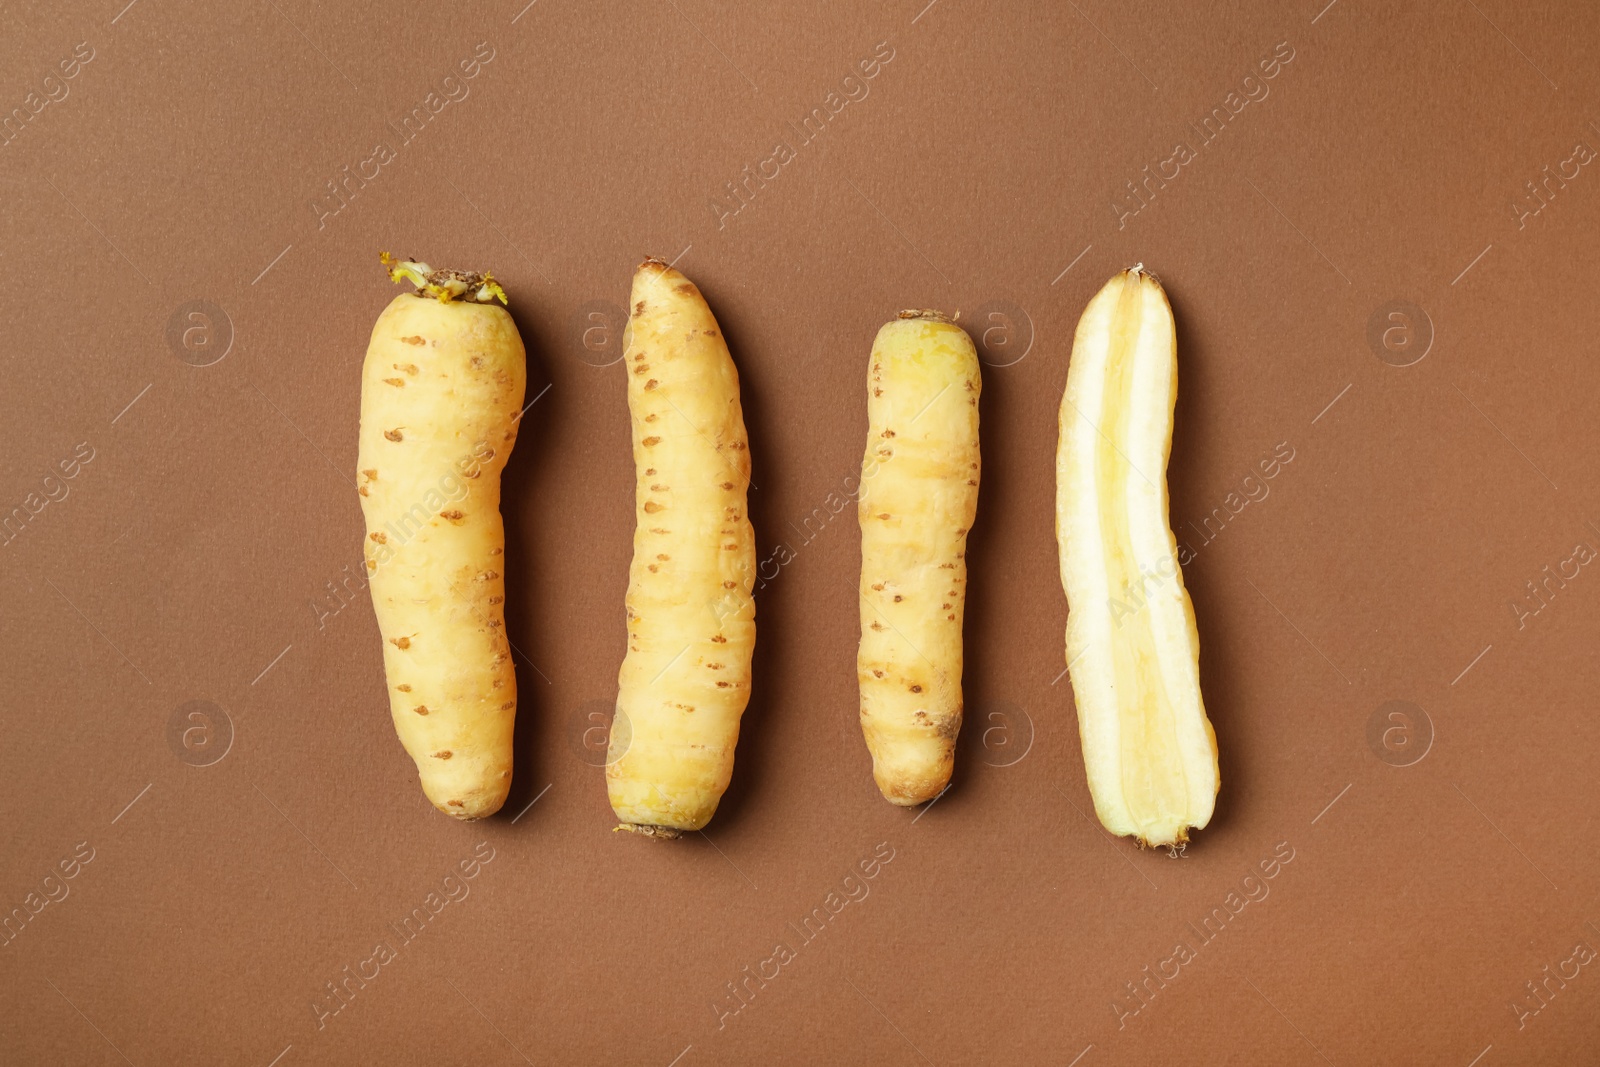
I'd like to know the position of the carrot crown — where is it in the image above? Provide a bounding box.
[379,251,508,305]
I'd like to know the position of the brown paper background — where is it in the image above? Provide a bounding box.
[3,1,1598,1063]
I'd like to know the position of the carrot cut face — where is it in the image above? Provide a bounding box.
[1056,267,1218,849]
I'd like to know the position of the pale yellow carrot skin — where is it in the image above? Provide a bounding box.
[857,312,980,805]
[607,259,755,834]
[358,265,524,820]
[1057,267,1218,848]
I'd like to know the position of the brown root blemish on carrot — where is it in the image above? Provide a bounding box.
[431,750,452,760]
[397,683,411,692]
[384,377,405,387]
[370,531,387,543]
[414,705,429,716]
[391,636,411,649]
[384,429,403,442]
[400,336,426,346]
